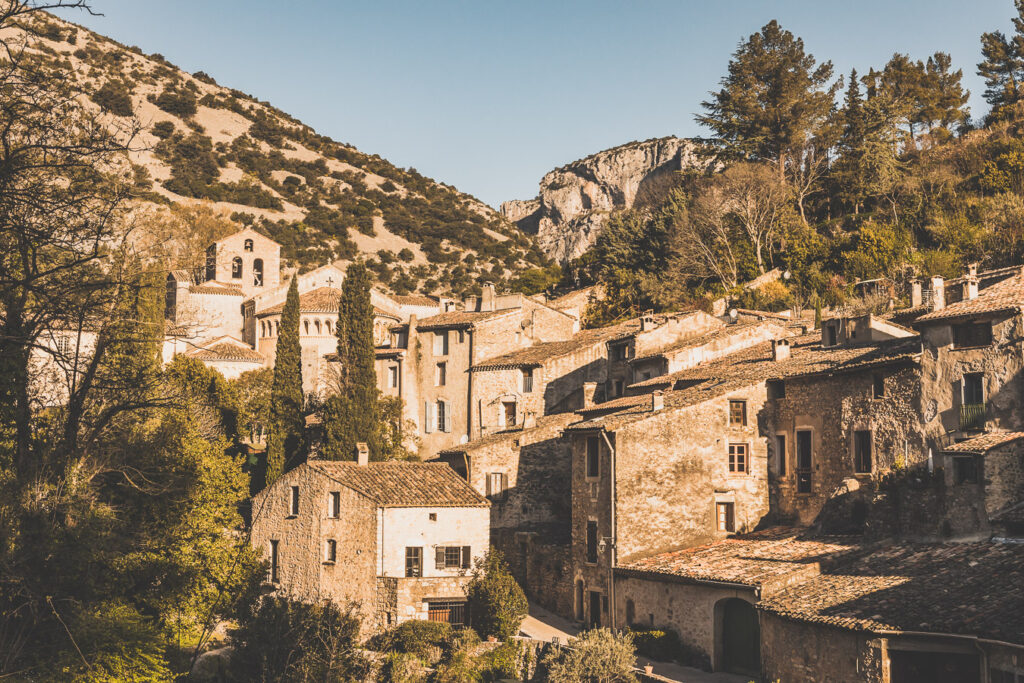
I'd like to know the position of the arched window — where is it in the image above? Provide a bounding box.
[303,319,310,335]
[261,321,266,337]
[244,238,254,252]
[253,258,264,287]
[273,321,278,336]
[325,320,332,334]
[315,320,322,335]
[231,256,243,279]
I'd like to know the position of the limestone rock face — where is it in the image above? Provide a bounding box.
[502,137,712,263]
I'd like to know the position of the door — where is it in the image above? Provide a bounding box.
[721,598,759,675]
[796,430,812,493]
[588,591,602,628]
[574,581,584,621]
[890,651,979,683]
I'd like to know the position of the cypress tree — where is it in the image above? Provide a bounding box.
[323,262,382,460]
[266,277,304,484]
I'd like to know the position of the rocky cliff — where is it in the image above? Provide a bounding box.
[501,136,712,263]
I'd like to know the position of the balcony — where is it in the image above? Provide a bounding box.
[960,403,986,431]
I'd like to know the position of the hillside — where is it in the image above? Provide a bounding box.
[20,13,547,296]
[502,136,713,262]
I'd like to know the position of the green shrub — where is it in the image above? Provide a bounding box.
[466,550,528,640]
[378,651,427,683]
[91,81,133,116]
[371,619,453,663]
[542,628,637,683]
[151,120,175,139]
[630,627,682,662]
[153,86,197,117]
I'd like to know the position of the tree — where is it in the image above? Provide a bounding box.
[697,19,839,188]
[465,550,528,640]
[266,276,304,484]
[322,261,382,461]
[978,1,1024,118]
[541,628,637,683]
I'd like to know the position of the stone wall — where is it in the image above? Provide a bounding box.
[379,506,490,579]
[392,576,474,624]
[760,613,884,683]
[765,363,926,525]
[211,228,281,299]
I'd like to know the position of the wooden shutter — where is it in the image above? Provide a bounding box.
[424,401,434,433]
[485,473,493,496]
[461,546,471,569]
[435,546,446,569]
[501,473,508,494]
[443,401,452,433]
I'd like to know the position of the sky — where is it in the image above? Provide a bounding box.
[58,1,1019,208]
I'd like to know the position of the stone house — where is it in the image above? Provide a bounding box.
[376,286,578,457]
[914,268,1024,444]
[434,413,577,615]
[250,453,490,633]
[165,272,246,344]
[184,335,265,380]
[563,377,772,629]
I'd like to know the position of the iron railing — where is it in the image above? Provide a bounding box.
[960,403,986,431]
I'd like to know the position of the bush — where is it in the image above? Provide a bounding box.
[398,248,415,262]
[154,86,197,117]
[542,628,637,683]
[91,81,133,116]
[228,597,369,681]
[151,120,175,139]
[378,651,427,683]
[370,619,453,663]
[630,627,682,662]
[466,550,528,640]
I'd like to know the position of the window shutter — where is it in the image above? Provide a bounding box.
[461,546,471,569]
[435,546,445,570]
[425,401,434,433]
[485,474,493,497]
[444,402,452,433]
[501,473,508,495]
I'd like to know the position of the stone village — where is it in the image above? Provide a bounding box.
[154,228,1024,682]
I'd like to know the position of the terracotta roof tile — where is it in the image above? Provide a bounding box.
[943,431,1024,454]
[307,461,489,508]
[258,287,400,318]
[472,323,639,370]
[391,294,439,307]
[436,413,577,454]
[759,541,1024,642]
[413,309,513,330]
[187,341,265,363]
[189,281,244,296]
[916,271,1024,323]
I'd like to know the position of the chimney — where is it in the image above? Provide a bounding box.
[964,264,979,301]
[356,442,369,467]
[651,390,664,412]
[910,280,922,308]
[582,382,598,409]
[771,338,791,361]
[640,312,656,331]
[480,284,496,312]
[929,276,945,311]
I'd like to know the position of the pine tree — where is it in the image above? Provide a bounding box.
[978,1,1024,119]
[266,277,304,484]
[323,262,382,460]
[834,70,868,213]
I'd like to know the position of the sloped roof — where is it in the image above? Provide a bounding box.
[619,527,860,588]
[437,413,577,455]
[258,287,399,318]
[187,337,265,363]
[413,309,513,331]
[189,281,244,296]
[391,294,439,307]
[169,269,191,282]
[916,270,1024,323]
[759,540,1024,643]
[631,321,772,362]
[306,460,489,508]
[472,322,640,370]
[943,431,1024,455]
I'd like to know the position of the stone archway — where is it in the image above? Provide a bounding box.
[715,597,760,676]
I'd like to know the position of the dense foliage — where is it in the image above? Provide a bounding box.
[540,629,637,683]
[465,551,529,641]
[266,276,305,484]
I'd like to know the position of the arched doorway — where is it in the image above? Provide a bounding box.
[717,598,760,675]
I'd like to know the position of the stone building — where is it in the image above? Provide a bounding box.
[434,413,577,615]
[250,453,489,633]
[184,335,265,380]
[376,285,578,457]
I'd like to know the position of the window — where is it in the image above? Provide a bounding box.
[953,456,978,484]
[324,539,337,563]
[767,379,786,399]
[728,443,749,473]
[244,238,254,252]
[716,502,735,532]
[872,373,885,398]
[586,520,598,563]
[55,335,72,357]
[953,322,992,348]
[269,540,279,582]
[486,472,507,497]
[825,324,837,347]
[231,256,243,279]
[796,430,813,493]
[328,491,340,518]
[961,373,986,431]
[289,486,299,515]
[435,545,471,570]
[613,379,624,397]
[611,344,628,361]
[457,330,465,344]
[503,401,517,427]
[427,600,466,625]
[963,373,985,404]
[205,244,216,281]
[303,320,310,335]
[729,400,747,427]
[253,258,264,287]
[405,547,423,577]
[775,434,787,476]
[435,362,446,386]
[586,436,600,478]
[436,400,448,433]
[522,368,534,393]
[388,366,399,388]
[854,430,873,474]
[429,512,437,521]
[433,331,449,356]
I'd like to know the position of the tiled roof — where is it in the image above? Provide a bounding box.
[169,269,191,282]
[759,541,1024,642]
[189,281,244,296]
[391,294,439,307]
[565,377,760,432]
[916,270,1024,323]
[307,461,489,508]
[605,310,699,342]
[943,431,1024,454]
[259,287,399,318]
[472,323,640,370]
[187,341,265,363]
[413,309,513,331]
[619,527,860,588]
[436,413,577,454]
[631,321,777,362]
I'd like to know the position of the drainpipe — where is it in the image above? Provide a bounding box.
[601,429,617,629]
[466,328,474,442]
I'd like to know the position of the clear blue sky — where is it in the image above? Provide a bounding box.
[58,1,1018,208]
